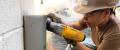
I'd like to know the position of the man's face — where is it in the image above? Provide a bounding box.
[83,9,107,27]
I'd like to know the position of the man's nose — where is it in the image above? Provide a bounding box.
[84,17,88,22]
[84,19,88,23]
[84,18,90,24]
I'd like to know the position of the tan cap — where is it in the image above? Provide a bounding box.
[74,0,120,14]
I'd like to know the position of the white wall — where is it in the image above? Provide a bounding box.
[0,0,23,50]
[21,0,35,15]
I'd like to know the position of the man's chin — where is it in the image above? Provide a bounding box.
[86,24,91,27]
[87,24,94,27]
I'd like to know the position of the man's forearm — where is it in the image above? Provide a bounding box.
[63,20,88,30]
[76,42,92,50]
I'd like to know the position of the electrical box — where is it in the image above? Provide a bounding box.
[24,15,46,50]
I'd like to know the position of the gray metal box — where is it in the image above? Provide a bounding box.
[24,15,46,50]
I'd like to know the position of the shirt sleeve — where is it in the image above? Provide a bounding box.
[97,33,120,50]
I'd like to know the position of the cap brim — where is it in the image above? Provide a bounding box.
[74,4,113,14]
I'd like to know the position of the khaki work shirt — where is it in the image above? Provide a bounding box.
[91,18,120,50]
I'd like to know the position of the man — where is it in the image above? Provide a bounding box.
[47,0,120,50]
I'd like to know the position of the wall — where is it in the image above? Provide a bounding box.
[0,0,23,50]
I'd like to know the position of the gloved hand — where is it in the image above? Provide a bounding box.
[65,38,77,46]
[65,38,78,50]
[46,17,64,35]
[46,17,52,31]
[47,13,62,23]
